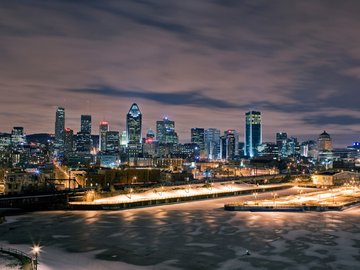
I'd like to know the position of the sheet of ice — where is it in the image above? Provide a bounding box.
[0,193,359,270]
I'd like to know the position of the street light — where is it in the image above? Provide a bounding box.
[32,245,41,270]
[253,192,258,204]
[271,192,277,206]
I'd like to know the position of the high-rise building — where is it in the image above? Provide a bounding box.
[75,132,92,153]
[317,131,333,168]
[55,107,65,148]
[99,121,109,152]
[76,115,92,153]
[156,117,178,144]
[224,129,238,160]
[287,137,300,157]
[126,103,142,145]
[205,128,221,160]
[64,128,74,154]
[81,115,92,134]
[300,140,317,158]
[191,128,205,159]
[105,131,120,153]
[11,127,26,146]
[318,131,333,151]
[276,132,288,158]
[244,111,262,158]
[126,103,142,159]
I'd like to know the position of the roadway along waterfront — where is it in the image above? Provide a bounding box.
[69,183,295,210]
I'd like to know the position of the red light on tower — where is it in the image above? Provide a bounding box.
[100,121,109,125]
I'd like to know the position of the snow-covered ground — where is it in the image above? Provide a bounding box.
[1,191,359,269]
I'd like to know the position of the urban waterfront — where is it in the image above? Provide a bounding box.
[1,193,360,270]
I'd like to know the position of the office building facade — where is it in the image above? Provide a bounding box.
[244,111,262,158]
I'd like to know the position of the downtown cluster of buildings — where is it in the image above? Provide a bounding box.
[0,103,359,170]
[52,104,267,167]
[0,103,359,195]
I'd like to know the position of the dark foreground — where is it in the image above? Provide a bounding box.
[0,191,359,270]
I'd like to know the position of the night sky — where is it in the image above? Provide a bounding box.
[0,1,359,146]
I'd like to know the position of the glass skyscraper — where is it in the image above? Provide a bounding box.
[244,111,262,158]
[191,128,205,159]
[204,128,220,160]
[55,107,65,150]
[126,103,142,145]
[99,121,109,152]
[81,115,92,134]
[156,117,178,144]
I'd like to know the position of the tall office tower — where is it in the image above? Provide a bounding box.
[244,111,262,158]
[156,117,178,144]
[99,121,109,152]
[224,129,238,160]
[191,128,205,159]
[126,103,142,145]
[64,128,74,154]
[318,131,333,151]
[220,136,227,160]
[75,132,92,153]
[55,107,65,148]
[126,103,142,159]
[276,132,288,158]
[105,131,120,153]
[81,115,92,134]
[11,127,26,146]
[205,128,221,160]
[287,137,299,157]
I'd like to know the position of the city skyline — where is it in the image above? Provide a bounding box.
[0,1,359,146]
[0,104,357,148]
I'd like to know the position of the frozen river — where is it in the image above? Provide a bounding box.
[1,191,360,270]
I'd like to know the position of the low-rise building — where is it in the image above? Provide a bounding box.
[312,171,360,186]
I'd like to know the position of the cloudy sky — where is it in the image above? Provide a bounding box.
[0,0,359,146]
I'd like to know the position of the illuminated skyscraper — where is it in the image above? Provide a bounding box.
[205,128,221,160]
[99,121,109,152]
[105,131,120,153]
[244,111,262,158]
[81,115,92,134]
[55,107,65,149]
[11,127,26,146]
[126,103,142,159]
[126,103,142,145]
[64,128,74,154]
[191,128,205,159]
[224,129,238,160]
[156,117,178,144]
[276,132,288,158]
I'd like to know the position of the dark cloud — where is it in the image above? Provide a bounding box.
[68,85,241,109]
[0,0,359,146]
[303,115,360,126]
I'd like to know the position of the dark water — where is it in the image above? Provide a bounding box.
[0,195,359,270]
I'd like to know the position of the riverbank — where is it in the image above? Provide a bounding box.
[70,184,292,210]
[225,186,360,212]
